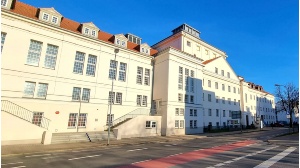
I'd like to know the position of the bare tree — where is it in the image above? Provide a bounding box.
[275,83,299,131]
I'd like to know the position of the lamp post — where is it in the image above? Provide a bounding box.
[107,48,119,145]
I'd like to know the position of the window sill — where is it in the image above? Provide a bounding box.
[25,64,39,67]
[42,66,55,70]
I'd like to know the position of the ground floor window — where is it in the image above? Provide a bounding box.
[68,113,77,128]
[146,121,156,128]
[78,113,87,127]
[107,114,114,126]
[175,120,184,129]
[32,112,43,126]
[190,120,197,128]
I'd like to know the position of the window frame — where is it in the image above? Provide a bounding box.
[86,55,97,76]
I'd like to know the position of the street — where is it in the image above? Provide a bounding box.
[2,128,298,168]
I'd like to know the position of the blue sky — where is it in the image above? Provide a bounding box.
[22,0,299,94]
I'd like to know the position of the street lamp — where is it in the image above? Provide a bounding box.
[107,48,119,145]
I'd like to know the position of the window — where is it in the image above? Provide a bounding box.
[109,60,118,79]
[205,50,208,55]
[222,97,225,104]
[146,121,156,128]
[72,87,90,102]
[73,51,85,74]
[222,84,225,91]
[121,41,126,47]
[78,113,87,127]
[84,28,89,35]
[227,72,230,78]
[208,109,212,116]
[190,120,197,128]
[194,120,197,128]
[202,93,205,101]
[180,108,184,116]
[223,110,226,117]
[190,95,194,104]
[229,111,232,117]
[44,44,58,69]
[118,62,126,81]
[215,67,218,74]
[184,94,189,103]
[106,114,114,126]
[137,67,143,84]
[187,41,191,47]
[197,46,200,51]
[245,93,248,103]
[86,55,97,76]
[51,16,58,24]
[1,32,6,52]
[108,92,115,104]
[178,67,183,90]
[32,112,43,126]
[185,68,189,91]
[194,109,197,116]
[42,13,49,21]
[116,92,122,104]
[142,96,147,106]
[68,113,77,127]
[144,68,150,85]
[26,40,43,66]
[190,120,193,128]
[180,120,184,128]
[175,120,179,128]
[137,95,147,106]
[23,82,48,99]
[215,82,218,89]
[216,109,219,117]
[216,96,219,103]
[178,93,183,102]
[175,108,179,116]
[208,80,211,87]
[1,0,7,6]
[36,83,48,99]
[208,94,212,102]
[234,99,236,105]
[228,86,231,92]
[221,70,224,76]
[190,70,194,92]
[91,30,96,37]
[228,98,231,105]
[233,87,236,93]
[190,109,193,116]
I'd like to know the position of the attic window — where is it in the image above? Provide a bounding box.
[121,41,125,47]
[51,16,58,24]
[84,28,89,35]
[1,0,7,7]
[42,13,49,21]
[142,48,144,52]
[91,30,96,37]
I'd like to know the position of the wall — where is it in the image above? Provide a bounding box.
[2,112,46,145]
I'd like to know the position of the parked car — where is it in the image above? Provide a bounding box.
[273,122,284,127]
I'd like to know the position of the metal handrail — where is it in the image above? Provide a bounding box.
[1,100,51,130]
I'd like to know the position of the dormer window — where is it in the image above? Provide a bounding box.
[145,49,149,54]
[84,28,89,35]
[121,41,125,47]
[42,13,49,21]
[116,39,120,45]
[51,16,58,24]
[142,48,144,52]
[1,0,7,7]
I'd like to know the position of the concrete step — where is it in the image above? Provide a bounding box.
[86,131,116,142]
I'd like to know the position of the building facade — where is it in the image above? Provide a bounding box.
[1,0,276,145]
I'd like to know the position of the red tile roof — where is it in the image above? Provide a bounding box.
[202,56,220,65]
[9,1,157,56]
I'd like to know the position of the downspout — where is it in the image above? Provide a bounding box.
[239,78,244,128]
[150,56,155,115]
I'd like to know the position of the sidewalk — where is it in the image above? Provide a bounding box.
[1,127,274,157]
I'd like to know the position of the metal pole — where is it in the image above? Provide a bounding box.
[107,48,119,145]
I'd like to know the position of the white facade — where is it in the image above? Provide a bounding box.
[1,1,276,145]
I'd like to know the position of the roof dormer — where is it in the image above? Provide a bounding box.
[81,22,99,38]
[39,8,62,26]
[125,33,142,45]
[1,0,13,10]
[140,43,151,55]
[114,34,128,48]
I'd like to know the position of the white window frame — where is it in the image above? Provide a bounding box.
[118,62,126,82]
[1,32,6,52]
[178,67,183,90]
[42,13,49,21]
[78,113,87,127]
[179,120,184,128]
[146,121,156,128]
[26,40,43,66]
[180,108,184,116]
[68,113,78,128]
[84,27,90,35]
[73,51,85,74]
[86,55,97,76]
[32,112,44,126]
[1,0,7,7]
[136,67,143,84]
[175,120,179,128]
[91,30,96,37]
[109,60,118,80]
[51,16,58,24]
[23,81,36,98]
[36,83,48,99]
[44,44,58,69]
[144,68,150,85]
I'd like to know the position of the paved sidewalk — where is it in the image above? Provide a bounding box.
[268,132,299,147]
[1,128,273,157]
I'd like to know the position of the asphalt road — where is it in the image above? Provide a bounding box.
[2,128,298,168]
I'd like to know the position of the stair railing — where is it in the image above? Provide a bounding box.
[1,100,51,130]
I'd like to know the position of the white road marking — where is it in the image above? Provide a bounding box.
[224,160,234,164]
[42,156,60,159]
[215,163,225,166]
[11,166,26,168]
[254,147,297,168]
[127,148,148,152]
[68,154,102,161]
[1,162,23,165]
[131,159,152,164]
[25,154,51,157]
[164,145,172,146]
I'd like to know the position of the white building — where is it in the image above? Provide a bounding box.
[1,1,276,145]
